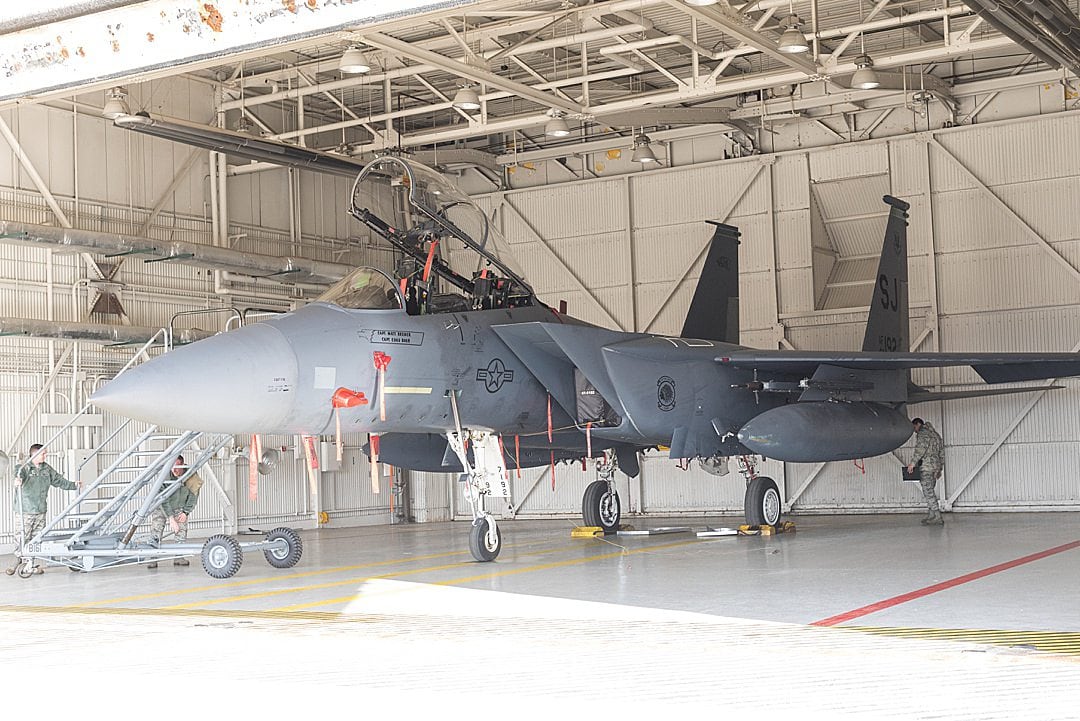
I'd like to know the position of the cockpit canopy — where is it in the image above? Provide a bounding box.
[318,267,402,310]
[350,157,533,303]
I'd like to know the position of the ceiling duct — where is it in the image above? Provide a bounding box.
[114,113,367,179]
[0,318,214,346]
[966,0,1080,76]
[0,219,352,286]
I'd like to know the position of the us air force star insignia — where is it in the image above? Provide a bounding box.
[476,358,514,393]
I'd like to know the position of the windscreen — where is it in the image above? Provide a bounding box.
[317,267,402,310]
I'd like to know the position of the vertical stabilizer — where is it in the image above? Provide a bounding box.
[862,196,910,353]
[681,221,741,343]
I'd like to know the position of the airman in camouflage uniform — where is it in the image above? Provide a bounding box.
[907,418,945,525]
[6,444,79,576]
[147,456,203,568]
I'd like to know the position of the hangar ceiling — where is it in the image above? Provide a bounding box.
[4,0,1079,175]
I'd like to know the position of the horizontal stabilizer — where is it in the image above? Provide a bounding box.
[908,385,1063,404]
[716,350,1080,384]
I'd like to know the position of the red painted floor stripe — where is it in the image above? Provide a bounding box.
[811,539,1080,627]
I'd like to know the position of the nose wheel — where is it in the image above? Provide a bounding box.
[468,516,502,562]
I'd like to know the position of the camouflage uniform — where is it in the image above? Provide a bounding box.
[9,461,77,568]
[912,422,945,522]
[150,473,202,545]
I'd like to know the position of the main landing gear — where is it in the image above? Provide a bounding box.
[581,453,621,533]
[739,456,782,527]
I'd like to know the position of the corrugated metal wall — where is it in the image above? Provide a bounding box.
[3,78,1079,540]
[460,111,1080,517]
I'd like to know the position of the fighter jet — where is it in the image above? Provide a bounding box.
[92,115,1080,561]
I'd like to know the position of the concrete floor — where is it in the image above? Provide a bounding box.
[2,512,1079,716]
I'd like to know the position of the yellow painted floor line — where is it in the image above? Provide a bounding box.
[75,538,552,608]
[165,542,583,611]
[0,603,374,623]
[846,626,1080,656]
[275,537,703,612]
[435,538,703,585]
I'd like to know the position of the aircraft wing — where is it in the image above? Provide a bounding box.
[715,351,1080,383]
[908,385,1063,403]
[113,113,365,178]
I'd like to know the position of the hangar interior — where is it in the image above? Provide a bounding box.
[2,0,1080,713]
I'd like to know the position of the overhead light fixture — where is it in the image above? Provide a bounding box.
[851,54,880,89]
[452,85,481,110]
[631,134,658,164]
[101,87,130,119]
[544,111,571,137]
[235,116,255,135]
[338,46,371,74]
[777,15,809,54]
[683,0,718,5]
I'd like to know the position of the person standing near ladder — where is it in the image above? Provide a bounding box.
[6,444,80,576]
[147,455,202,568]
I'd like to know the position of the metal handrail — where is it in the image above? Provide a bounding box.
[12,327,172,557]
[169,307,242,346]
[11,327,170,484]
[34,425,159,541]
[73,431,197,546]
[75,418,134,478]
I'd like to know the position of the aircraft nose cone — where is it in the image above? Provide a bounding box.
[91,323,299,434]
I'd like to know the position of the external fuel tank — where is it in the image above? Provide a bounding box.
[737,402,913,463]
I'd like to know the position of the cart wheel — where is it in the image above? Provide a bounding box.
[201,535,243,579]
[17,561,35,579]
[263,527,303,569]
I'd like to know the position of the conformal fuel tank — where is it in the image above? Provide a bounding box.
[737,402,913,463]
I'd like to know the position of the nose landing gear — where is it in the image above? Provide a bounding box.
[445,392,511,562]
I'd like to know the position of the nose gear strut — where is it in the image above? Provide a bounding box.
[444,390,511,561]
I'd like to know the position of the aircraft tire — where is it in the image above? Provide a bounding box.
[202,534,244,579]
[263,527,303,568]
[744,476,782,527]
[582,480,621,532]
[468,517,501,562]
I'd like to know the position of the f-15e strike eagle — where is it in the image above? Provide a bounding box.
[92,113,1080,561]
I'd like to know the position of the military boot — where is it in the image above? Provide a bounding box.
[4,561,19,576]
[173,557,190,567]
[921,509,944,526]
